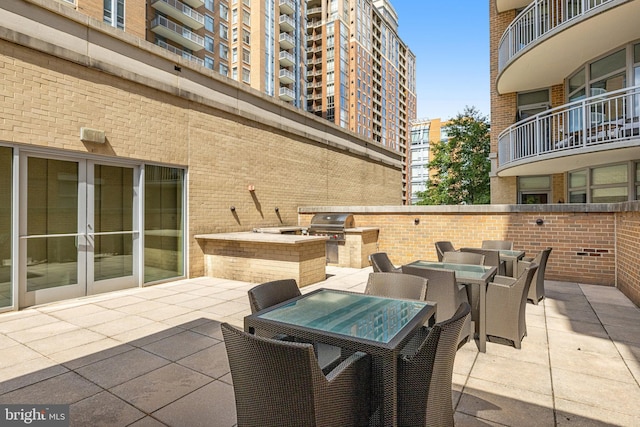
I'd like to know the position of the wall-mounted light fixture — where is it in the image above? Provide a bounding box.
[535,218,544,226]
[414,218,420,225]
[274,207,279,212]
[247,185,255,191]
[80,127,105,144]
[230,206,236,212]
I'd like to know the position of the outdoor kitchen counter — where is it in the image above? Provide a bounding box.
[195,232,327,287]
[341,227,379,268]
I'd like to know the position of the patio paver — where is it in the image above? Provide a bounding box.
[0,266,639,426]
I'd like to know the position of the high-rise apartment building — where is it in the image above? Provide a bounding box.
[409,118,448,204]
[491,0,640,204]
[62,0,416,200]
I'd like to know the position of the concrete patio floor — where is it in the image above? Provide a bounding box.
[1,266,639,426]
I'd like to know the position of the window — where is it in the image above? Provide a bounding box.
[517,89,550,120]
[242,68,250,83]
[242,48,250,64]
[220,43,229,60]
[204,36,214,53]
[220,23,228,40]
[205,0,214,11]
[220,63,229,76]
[569,163,635,203]
[232,67,238,80]
[518,176,551,204]
[104,0,124,30]
[220,3,229,21]
[204,56,214,70]
[242,0,250,5]
[242,29,250,45]
[205,15,214,32]
[232,28,238,43]
[232,47,238,63]
[232,8,238,24]
[242,9,250,26]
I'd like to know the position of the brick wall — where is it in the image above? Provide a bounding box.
[300,204,640,307]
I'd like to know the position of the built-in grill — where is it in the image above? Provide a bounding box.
[307,213,355,264]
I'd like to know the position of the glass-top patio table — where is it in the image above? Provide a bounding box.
[460,247,526,277]
[404,260,497,353]
[244,288,437,427]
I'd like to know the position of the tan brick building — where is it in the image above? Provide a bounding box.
[490,0,640,204]
[0,0,402,311]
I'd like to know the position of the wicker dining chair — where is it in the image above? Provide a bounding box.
[365,272,428,301]
[247,279,341,370]
[481,240,514,250]
[442,250,485,266]
[368,252,402,273]
[401,266,471,346]
[221,323,371,427]
[485,263,538,349]
[460,247,507,276]
[397,302,471,427]
[518,247,552,305]
[434,241,456,262]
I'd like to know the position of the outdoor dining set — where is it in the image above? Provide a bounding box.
[221,241,552,427]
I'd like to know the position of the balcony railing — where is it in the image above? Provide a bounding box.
[498,85,640,169]
[152,0,205,29]
[498,0,614,72]
[151,15,205,51]
[156,39,204,67]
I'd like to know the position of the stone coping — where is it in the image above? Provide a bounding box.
[195,232,327,245]
[299,200,640,214]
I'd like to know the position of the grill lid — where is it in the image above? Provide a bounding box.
[309,213,355,231]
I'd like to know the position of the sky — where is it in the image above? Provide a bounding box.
[389,1,490,121]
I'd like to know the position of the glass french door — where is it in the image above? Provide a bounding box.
[19,154,139,307]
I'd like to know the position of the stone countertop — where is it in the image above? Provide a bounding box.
[195,231,327,245]
[344,227,379,233]
[252,226,306,234]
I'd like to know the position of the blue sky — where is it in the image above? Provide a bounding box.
[390,1,490,121]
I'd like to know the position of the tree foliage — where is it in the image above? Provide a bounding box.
[416,106,491,205]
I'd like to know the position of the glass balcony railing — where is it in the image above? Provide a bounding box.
[155,40,204,67]
[498,85,640,169]
[498,0,615,72]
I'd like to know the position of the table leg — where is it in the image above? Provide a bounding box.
[479,282,487,353]
[380,354,397,427]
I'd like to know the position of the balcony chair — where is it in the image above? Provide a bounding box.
[518,247,552,305]
[442,251,485,266]
[481,240,514,250]
[485,264,538,349]
[365,272,427,301]
[460,247,507,276]
[434,241,456,262]
[401,265,471,346]
[368,252,402,273]
[247,279,341,370]
[221,323,371,427]
[397,302,471,427]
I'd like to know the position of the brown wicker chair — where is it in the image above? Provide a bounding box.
[460,247,507,275]
[247,279,341,370]
[442,250,485,265]
[401,266,471,345]
[221,323,371,427]
[397,302,471,427]
[365,272,427,301]
[485,263,538,349]
[368,252,402,273]
[518,247,552,305]
[434,241,456,262]
[481,240,514,250]
[247,279,300,314]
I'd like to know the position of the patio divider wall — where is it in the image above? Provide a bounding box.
[299,202,640,307]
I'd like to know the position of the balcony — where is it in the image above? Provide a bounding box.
[495,0,532,12]
[279,32,295,49]
[279,86,296,101]
[279,0,295,14]
[279,50,295,66]
[151,0,205,29]
[279,68,295,84]
[155,39,204,67]
[497,85,640,176]
[279,14,295,32]
[180,0,203,8]
[497,0,640,94]
[307,6,322,16]
[151,16,205,52]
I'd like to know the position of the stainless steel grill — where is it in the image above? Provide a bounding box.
[308,213,355,264]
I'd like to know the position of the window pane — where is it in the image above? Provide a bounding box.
[592,164,627,185]
[144,166,184,283]
[517,90,549,106]
[569,69,585,93]
[590,49,625,81]
[569,170,587,188]
[634,43,640,63]
[569,191,586,203]
[0,147,11,308]
[519,176,550,190]
[591,186,627,203]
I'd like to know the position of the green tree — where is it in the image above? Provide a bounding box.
[416,106,490,205]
